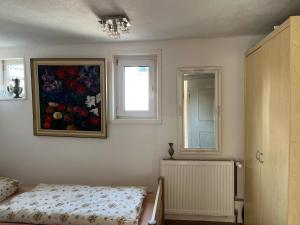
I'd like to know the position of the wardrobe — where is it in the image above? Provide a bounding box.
[245,16,300,225]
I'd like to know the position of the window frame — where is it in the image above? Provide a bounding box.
[117,59,156,118]
[111,50,162,124]
[0,57,26,101]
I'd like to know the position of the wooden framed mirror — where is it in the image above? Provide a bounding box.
[177,67,222,153]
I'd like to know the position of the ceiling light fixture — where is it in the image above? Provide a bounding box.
[99,15,131,39]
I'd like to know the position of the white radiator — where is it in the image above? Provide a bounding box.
[161,160,235,217]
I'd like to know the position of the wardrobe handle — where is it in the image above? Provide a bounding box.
[259,152,264,163]
[256,150,261,161]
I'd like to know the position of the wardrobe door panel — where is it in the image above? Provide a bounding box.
[259,28,290,225]
[288,17,300,225]
[244,48,263,225]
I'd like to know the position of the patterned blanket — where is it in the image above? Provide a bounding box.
[0,184,146,225]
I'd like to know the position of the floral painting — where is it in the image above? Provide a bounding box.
[31,59,106,138]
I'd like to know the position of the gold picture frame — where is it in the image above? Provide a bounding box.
[31,58,107,138]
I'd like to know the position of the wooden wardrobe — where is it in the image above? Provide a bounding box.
[245,16,300,225]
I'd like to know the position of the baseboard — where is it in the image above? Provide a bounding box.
[165,220,243,225]
[165,214,235,223]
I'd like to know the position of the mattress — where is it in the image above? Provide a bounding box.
[0,184,147,225]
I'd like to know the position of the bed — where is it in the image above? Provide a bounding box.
[0,178,164,225]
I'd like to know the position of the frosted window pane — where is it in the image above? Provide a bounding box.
[124,66,149,111]
[7,64,25,89]
[7,64,24,79]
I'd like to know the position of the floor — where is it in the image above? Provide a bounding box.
[165,220,240,225]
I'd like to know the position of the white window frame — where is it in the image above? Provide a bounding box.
[111,50,162,123]
[0,57,26,101]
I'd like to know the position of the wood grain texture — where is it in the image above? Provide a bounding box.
[245,18,290,56]
[259,24,290,225]
[245,15,300,225]
[244,44,263,225]
[149,178,164,225]
[288,16,300,225]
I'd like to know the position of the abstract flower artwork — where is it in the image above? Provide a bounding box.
[31,59,106,138]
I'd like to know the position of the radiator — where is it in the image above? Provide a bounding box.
[160,160,235,217]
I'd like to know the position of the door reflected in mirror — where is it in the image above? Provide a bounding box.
[178,67,221,153]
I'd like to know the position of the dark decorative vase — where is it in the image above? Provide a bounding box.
[168,142,175,160]
[7,78,23,98]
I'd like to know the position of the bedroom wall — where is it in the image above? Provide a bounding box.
[0,35,261,198]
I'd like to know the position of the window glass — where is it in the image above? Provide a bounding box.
[7,64,24,79]
[124,66,149,111]
[7,64,25,89]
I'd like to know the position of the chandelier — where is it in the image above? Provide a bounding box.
[99,15,131,39]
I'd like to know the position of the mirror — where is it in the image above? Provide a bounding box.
[177,67,221,153]
[0,58,26,100]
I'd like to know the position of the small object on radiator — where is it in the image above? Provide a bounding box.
[168,142,175,160]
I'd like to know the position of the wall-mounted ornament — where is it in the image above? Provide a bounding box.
[31,58,107,138]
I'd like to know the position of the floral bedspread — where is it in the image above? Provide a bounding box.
[0,184,147,225]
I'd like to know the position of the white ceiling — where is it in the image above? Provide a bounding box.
[0,0,299,47]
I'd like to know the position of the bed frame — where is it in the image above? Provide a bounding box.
[148,177,164,225]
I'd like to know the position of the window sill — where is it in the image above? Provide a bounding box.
[0,94,27,101]
[178,148,221,155]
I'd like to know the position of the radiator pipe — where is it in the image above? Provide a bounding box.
[234,161,243,225]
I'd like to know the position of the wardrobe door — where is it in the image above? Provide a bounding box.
[259,28,290,225]
[244,48,263,225]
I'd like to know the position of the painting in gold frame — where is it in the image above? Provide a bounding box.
[31,58,107,138]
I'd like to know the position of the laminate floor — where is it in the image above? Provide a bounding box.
[165,220,241,225]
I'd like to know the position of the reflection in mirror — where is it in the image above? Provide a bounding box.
[0,58,25,100]
[178,67,221,153]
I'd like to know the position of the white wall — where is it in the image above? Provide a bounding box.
[0,36,261,197]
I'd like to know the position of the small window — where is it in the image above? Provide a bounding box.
[113,55,160,121]
[0,58,25,100]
